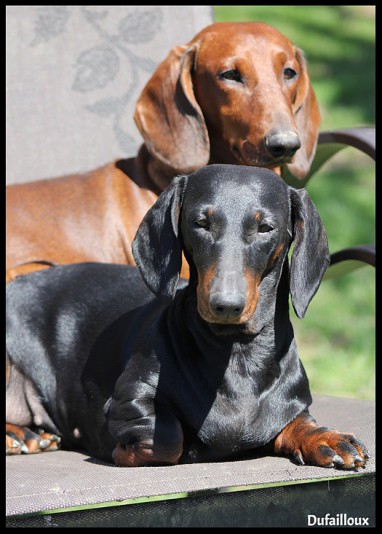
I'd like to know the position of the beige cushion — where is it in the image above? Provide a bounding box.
[6,395,375,518]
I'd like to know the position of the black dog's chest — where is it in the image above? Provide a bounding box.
[170,338,306,463]
[198,387,260,447]
[173,372,282,464]
[167,358,271,454]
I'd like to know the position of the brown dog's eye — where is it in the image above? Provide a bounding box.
[283,67,297,81]
[220,69,242,83]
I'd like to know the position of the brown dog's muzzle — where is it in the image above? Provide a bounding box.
[264,130,301,161]
[234,129,301,168]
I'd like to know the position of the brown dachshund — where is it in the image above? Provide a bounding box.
[6,22,320,282]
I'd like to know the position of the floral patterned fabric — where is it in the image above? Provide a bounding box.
[6,6,214,184]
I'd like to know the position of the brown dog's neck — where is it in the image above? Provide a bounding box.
[115,145,177,196]
[119,148,284,194]
[139,145,186,194]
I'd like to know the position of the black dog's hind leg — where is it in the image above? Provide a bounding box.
[6,354,61,455]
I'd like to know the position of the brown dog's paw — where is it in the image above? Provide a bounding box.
[274,414,370,470]
[6,423,61,455]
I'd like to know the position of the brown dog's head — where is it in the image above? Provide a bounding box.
[134,22,320,189]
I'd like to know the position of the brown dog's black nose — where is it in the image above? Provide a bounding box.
[264,131,301,160]
[210,292,246,322]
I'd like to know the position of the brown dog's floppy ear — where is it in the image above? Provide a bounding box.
[134,44,210,174]
[289,188,330,318]
[132,175,187,301]
[286,49,321,180]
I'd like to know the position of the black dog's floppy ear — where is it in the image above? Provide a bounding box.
[132,175,187,300]
[289,188,330,319]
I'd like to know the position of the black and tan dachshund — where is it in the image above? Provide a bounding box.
[6,165,369,468]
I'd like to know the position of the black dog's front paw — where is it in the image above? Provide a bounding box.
[112,439,183,467]
[108,398,185,467]
[274,414,370,470]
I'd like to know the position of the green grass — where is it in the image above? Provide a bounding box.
[214,6,375,400]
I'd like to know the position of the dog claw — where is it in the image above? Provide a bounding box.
[20,443,29,454]
[332,454,344,466]
[293,450,305,465]
[38,439,51,449]
[6,439,22,455]
[38,429,60,443]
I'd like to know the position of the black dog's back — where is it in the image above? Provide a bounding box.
[7,262,152,340]
[6,262,157,373]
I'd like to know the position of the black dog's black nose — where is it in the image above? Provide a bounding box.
[210,292,246,321]
[264,131,301,159]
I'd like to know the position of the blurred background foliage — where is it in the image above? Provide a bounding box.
[214,6,375,400]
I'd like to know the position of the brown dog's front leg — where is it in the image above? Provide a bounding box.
[274,412,370,469]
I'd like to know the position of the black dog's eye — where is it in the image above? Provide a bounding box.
[258,224,274,234]
[194,217,209,229]
[220,69,242,83]
[283,67,297,81]
[245,222,274,237]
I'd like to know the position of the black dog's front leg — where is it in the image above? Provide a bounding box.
[273,412,370,469]
[106,397,184,467]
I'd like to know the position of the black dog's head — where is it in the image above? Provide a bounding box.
[132,165,329,330]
